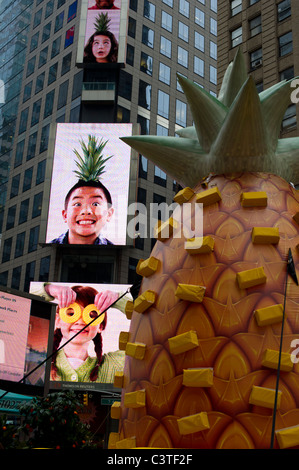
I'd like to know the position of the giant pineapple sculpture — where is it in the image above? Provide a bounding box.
[112,50,299,449]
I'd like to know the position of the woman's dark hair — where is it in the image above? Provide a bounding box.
[83,31,118,63]
[51,285,108,382]
[64,179,112,209]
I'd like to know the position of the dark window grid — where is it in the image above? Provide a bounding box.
[15,232,26,258]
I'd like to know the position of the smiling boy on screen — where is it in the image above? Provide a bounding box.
[50,135,114,245]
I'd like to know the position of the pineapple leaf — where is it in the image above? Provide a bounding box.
[94,12,111,34]
[73,135,113,182]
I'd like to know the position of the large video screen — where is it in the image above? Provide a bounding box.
[77,0,128,65]
[30,282,131,392]
[0,287,55,396]
[45,123,133,246]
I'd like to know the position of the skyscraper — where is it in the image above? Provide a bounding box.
[217,0,298,145]
[0,0,218,292]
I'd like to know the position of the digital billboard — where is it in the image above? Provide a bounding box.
[0,287,55,396]
[44,123,134,246]
[77,0,128,65]
[29,282,131,392]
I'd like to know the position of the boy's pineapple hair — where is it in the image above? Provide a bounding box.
[114,50,299,449]
[64,134,113,208]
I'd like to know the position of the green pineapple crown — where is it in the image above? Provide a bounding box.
[94,12,111,34]
[120,49,299,187]
[73,134,112,182]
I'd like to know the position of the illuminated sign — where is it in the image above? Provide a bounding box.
[45,123,134,246]
[30,282,131,392]
[0,288,55,396]
[77,0,128,65]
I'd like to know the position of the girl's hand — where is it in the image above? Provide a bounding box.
[45,284,77,308]
[94,290,119,313]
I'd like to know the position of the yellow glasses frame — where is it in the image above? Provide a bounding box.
[59,302,105,326]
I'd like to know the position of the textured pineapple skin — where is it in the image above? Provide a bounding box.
[118,172,299,449]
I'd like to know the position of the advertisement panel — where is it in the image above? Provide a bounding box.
[45,123,133,246]
[29,282,131,392]
[77,0,128,65]
[0,287,55,396]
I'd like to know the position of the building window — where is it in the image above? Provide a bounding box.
[15,140,25,166]
[137,115,150,134]
[138,80,151,110]
[40,124,50,153]
[157,90,170,119]
[27,132,37,160]
[210,0,217,12]
[126,44,134,66]
[210,65,217,84]
[44,90,55,118]
[24,261,36,292]
[38,47,48,68]
[130,0,137,11]
[161,11,172,32]
[140,52,153,75]
[23,167,33,192]
[250,48,263,69]
[26,57,36,77]
[72,71,83,100]
[210,17,217,35]
[119,70,132,100]
[61,52,72,75]
[144,0,155,21]
[36,160,47,185]
[10,175,20,199]
[178,46,188,67]
[279,31,293,56]
[55,11,64,32]
[210,40,217,59]
[0,271,8,286]
[28,226,40,253]
[159,62,171,85]
[179,0,189,17]
[15,232,26,258]
[249,15,262,37]
[194,56,204,77]
[128,257,139,284]
[11,266,22,290]
[139,155,148,179]
[33,9,42,28]
[128,17,136,38]
[32,192,43,218]
[2,238,12,263]
[282,104,296,130]
[142,25,154,47]
[117,105,130,123]
[231,26,242,48]
[154,166,167,187]
[231,0,242,16]
[39,256,51,282]
[31,99,42,126]
[280,66,294,81]
[163,0,173,6]
[249,0,260,4]
[195,32,204,52]
[23,82,32,103]
[42,22,51,43]
[57,80,69,109]
[277,0,291,21]
[160,36,172,58]
[45,0,54,17]
[65,26,75,48]
[195,8,205,28]
[48,62,58,85]
[19,199,30,224]
[176,99,187,127]
[67,0,77,22]
[35,73,45,94]
[6,205,16,230]
[178,21,189,42]
[51,36,61,58]
[30,32,39,52]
